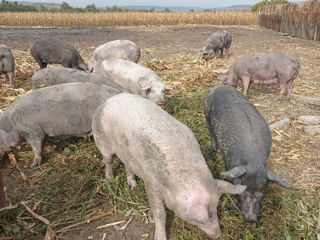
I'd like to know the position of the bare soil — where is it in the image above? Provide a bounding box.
[0,25,319,240]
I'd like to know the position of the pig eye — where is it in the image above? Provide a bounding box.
[145,88,152,95]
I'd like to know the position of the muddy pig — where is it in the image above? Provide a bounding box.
[30,38,87,71]
[204,85,297,222]
[93,59,174,107]
[31,66,124,91]
[88,39,140,72]
[201,30,232,60]
[0,82,122,167]
[219,52,300,100]
[92,93,246,240]
[0,45,15,88]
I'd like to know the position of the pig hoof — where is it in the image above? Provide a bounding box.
[10,84,16,89]
[128,179,138,189]
[30,161,39,168]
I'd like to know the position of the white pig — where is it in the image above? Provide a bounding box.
[92,93,246,240]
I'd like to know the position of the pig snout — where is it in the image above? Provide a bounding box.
[202,226,222,239]
[243,213,258,223]
[156,100,165,107]
[240,195,260,223]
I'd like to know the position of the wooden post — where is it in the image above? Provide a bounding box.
[0,170,5,208]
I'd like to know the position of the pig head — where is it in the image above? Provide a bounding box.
[138,78,174,107]
[221,165,297,222]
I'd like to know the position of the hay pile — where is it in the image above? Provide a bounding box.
[261,0,320,41]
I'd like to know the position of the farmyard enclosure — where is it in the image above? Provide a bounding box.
[0,24,319,239]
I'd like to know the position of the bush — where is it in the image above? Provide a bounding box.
[252,0,288,12]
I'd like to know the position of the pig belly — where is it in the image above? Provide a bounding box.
[253,78,278,85]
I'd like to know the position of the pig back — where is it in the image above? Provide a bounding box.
[8,82,122,137]
[205,85,271,169]
[94,40,140,63]
[30,38,81,64]
[97,93,212,187]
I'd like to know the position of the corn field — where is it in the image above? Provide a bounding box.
[0,11,259,27]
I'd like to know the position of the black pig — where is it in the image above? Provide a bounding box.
[204,85,297,222]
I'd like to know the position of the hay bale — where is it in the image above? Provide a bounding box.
[260,5,272,28]
[315,1,320,40]
[281,3,292,34]
[292,2,305,38]
[302,0,320,40]
[273,4,284,32]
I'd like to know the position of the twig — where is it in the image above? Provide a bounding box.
[97,220,126,229]
[101,233,107,240]
[0,203,19,212]
[56,210,114,233]
[20,201,50,225]
[115,217,133,230]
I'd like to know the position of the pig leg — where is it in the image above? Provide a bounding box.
[3,73,7,83]
[275,78,287,100]
[124,165,138,188]
[242,76,251,96]
[225,48,229,59]
[93,133,115,179]
[28,136,46,167]
[8,72,15,88]
[145,183,167,240]
[285,80,294,100]
[220,48,224,58]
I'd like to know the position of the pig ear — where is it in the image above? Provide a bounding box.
[216,180,247,194]
[164,85,176,93]
[267,170,298,190]
[220,165,246,180]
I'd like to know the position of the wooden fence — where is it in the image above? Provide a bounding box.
[260,0,320,41]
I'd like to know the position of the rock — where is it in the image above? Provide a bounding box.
[291,94,320,106]
[303,125,320,135]
[269,118,291,131]
[298,115,320,125]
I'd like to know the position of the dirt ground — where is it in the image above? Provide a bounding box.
[0,25,319,240]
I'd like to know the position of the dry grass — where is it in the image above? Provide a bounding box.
[0,11,259,27]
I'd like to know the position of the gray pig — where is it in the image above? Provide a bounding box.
[204,85,297,222]
[0,45,15,88]
[30,38,87,71]
[92,93,246,240]
[93,59,173,107]
[0,82,122,167]
[201,30,232,60]
[31,66,124,91]
[218,52,300,100]
[87,40,140,72]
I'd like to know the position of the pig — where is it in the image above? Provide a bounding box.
[204,85,297,222]
[93,59,173,107]
[201,30,232,60]
[92,93,246,240]
[0,44,15,88]
[88,39,140,72]
[218,52,300,100]
[30,38,87,71]
[31,66,124,91]
[0,82,122,167]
